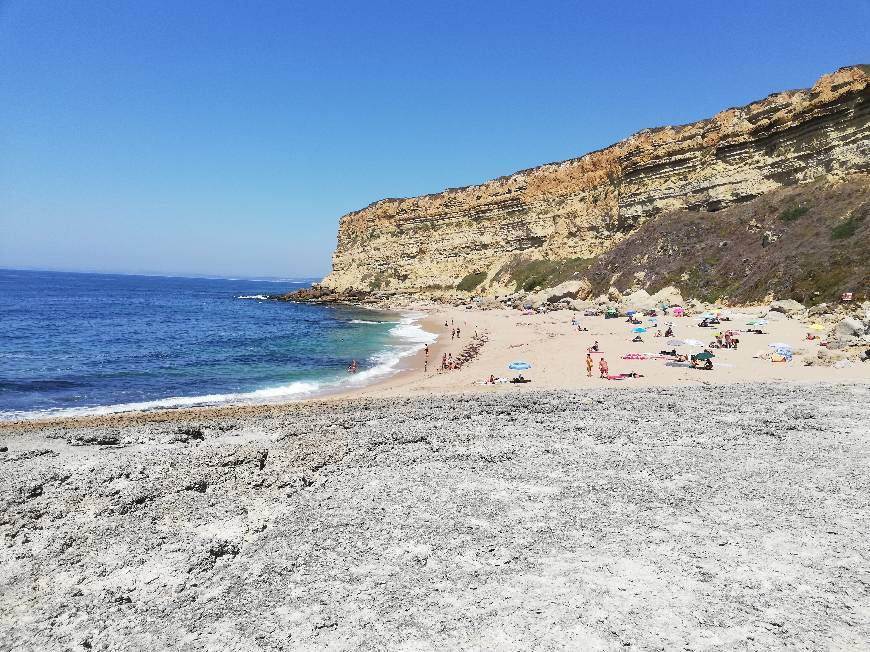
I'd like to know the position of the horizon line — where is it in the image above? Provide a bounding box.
[0,266,323,283]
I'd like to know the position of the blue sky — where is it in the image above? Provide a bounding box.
[1,1,867,278]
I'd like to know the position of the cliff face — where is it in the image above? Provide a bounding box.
[322,66,870,299]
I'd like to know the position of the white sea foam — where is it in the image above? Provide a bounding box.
[236,294,270,300]
[2,313,437,421]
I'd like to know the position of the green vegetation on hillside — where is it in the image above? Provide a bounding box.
[779,205,809,222]
[499,257,594,292]
[456,271,487,292]
[577,178,869,305]
[831,213,865,239]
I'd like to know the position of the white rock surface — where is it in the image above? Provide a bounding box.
[1,385,869,650]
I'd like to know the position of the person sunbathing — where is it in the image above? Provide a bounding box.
[510,375,531,384]
[664,327,674,337]
[660,348,678,356]
[632,335,644,343]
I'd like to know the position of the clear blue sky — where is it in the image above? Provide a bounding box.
[1,1,867,278]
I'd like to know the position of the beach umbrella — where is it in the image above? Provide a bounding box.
[747,319,768,326]
[632,327,647,333]
[667,339,686,346]
[507,361,531,370]
[683,339,705,347]
[626,310,636,315]
[810,324,826,331]
[768,342,792,350]
[693,351,715,361]
[700,312,716,319]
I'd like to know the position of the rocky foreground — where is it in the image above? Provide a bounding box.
[2,384,869,651]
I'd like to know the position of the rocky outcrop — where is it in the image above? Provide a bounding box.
[321,66,869,302]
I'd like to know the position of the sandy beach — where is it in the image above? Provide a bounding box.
[333,303,868,401]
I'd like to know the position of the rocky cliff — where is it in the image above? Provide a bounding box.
[321,66,869,303]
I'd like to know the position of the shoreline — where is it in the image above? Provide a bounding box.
[3,300,868,427]
[0,305,440,424]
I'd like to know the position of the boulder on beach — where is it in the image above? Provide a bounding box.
[650,286,684,307]
[769,299,807,317]
[827,317,865,349]
[530,279,592,305]
[807,303,832,317]
[618,289,656,313]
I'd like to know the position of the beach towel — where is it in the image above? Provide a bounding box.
[622,353,647,360]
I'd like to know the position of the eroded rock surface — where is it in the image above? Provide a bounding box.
[321,66,869,302]
[1,384,869,650]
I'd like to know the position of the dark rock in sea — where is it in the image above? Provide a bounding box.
[269,284,373,304]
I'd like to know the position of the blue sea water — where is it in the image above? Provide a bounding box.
[0,269,434,420]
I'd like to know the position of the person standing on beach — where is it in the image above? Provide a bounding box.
[586,353,593,377]
[451,328,455,340]
[599,357,609,378]
[456,328,460,338]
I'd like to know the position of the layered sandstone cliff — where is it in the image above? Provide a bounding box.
[321,66,869,300]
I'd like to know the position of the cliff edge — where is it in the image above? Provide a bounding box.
[320,66,869,305]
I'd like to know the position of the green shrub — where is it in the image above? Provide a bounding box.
[522,276,544,292]
[367,272,386,290]
[779,206,809,222]
[456,271,487,292]
[831,215,864,239]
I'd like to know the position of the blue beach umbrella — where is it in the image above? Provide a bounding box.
[507,361,532,371]
[632,327,647,333]
[626,310,636,315]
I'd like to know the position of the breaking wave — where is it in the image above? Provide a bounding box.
[2,313,437,421]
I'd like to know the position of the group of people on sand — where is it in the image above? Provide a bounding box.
[584,343,615,379]
[711,331,739,349]
[438,320,486,372]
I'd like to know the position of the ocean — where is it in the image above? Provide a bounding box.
[0,269,435,420]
